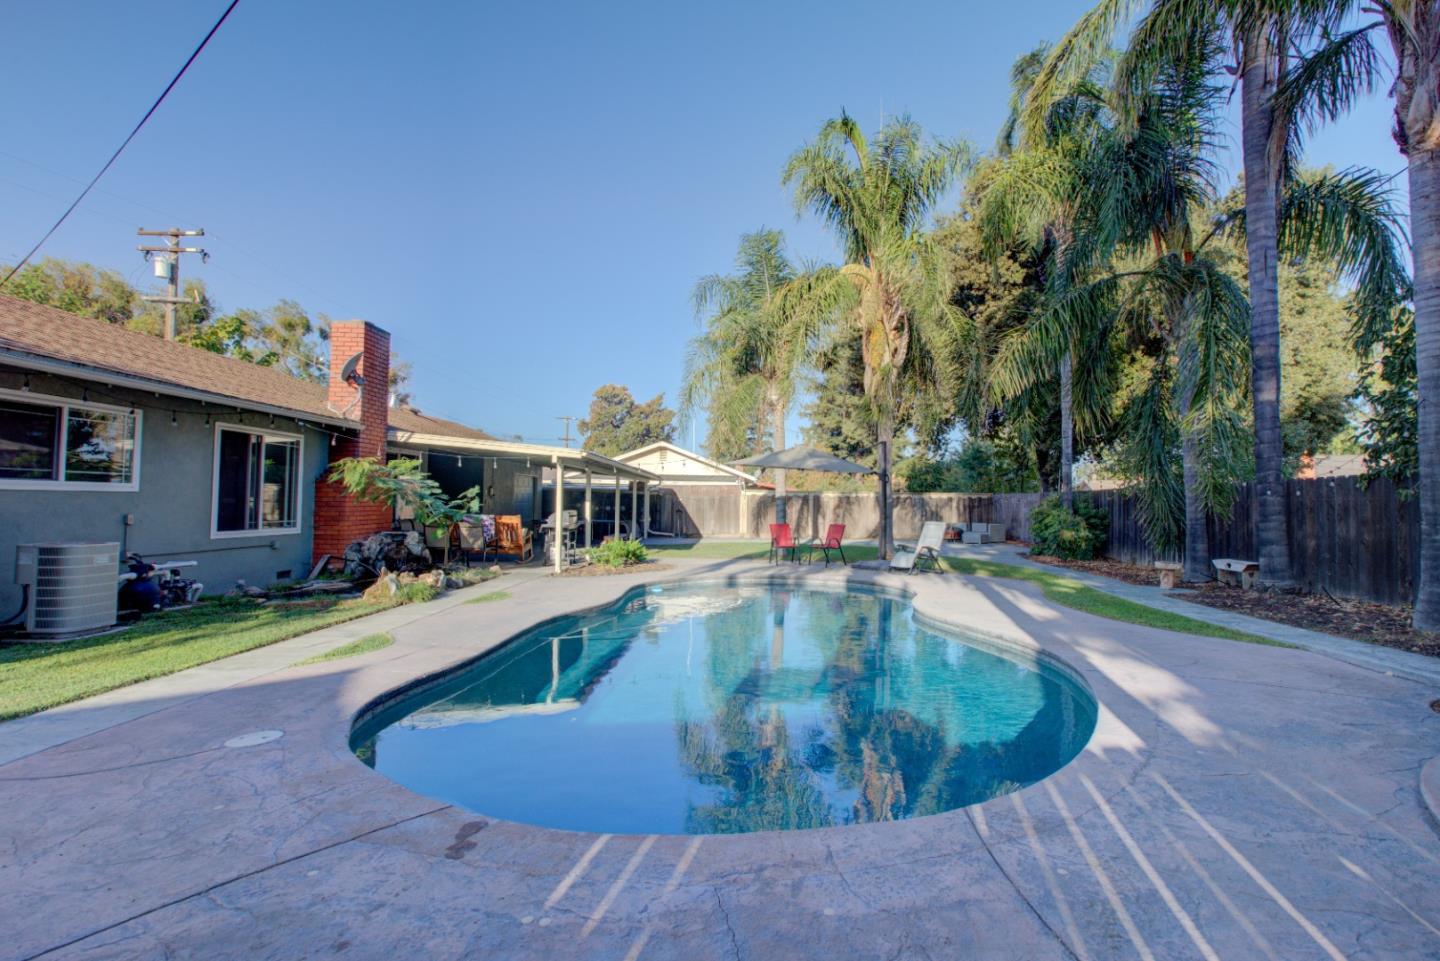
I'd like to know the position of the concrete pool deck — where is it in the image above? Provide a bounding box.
[1,555,1438,960]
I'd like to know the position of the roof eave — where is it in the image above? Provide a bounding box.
[0,346,354,429]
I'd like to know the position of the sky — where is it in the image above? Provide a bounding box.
[0,1,1407,449]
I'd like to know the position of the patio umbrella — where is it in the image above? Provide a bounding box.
[735,445,873,525]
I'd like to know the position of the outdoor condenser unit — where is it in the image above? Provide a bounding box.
[14,543,119,638]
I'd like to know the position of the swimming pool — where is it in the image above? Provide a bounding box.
[351,581,1097,835]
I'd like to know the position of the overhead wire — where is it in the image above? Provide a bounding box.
[0,0,242,289]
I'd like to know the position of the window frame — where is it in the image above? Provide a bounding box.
[0,386,142,492]
[209,421,305,539]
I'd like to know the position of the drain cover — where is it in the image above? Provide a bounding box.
[223,730,284,748]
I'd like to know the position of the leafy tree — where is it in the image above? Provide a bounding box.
[2,257,138,324]
[578,384,676,456]
[782,114,973,556]
[1355,309,1417,486]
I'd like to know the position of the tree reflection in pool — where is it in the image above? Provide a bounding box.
[351,583,1097,835]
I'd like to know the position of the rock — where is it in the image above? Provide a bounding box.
[422,569,446,590]
[343,532,433,579]
[362,569,401,602]
[445,576,465,590]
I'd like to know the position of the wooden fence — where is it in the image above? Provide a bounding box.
[1079,475,1419,605]
[655,475,1416,606]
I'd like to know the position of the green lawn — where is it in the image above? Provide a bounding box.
[940,557,1286,646]
[0,597,389,721]
[296,631,394,665]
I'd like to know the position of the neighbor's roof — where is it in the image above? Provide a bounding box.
[0,292,491,441]
[615,440,758,484]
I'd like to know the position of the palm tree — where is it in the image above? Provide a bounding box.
[680,230,805,473]
[980,45,1116,509]
[994,32,1251,579]
[782,114,973,557]
[1027,0,1411,589]
[1267,0,1439,626]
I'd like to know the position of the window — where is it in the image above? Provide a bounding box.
[212,424,302,536]
[0,391,138,489]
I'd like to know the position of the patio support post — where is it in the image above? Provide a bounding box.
[584,469,593,548]
[553,455,564,574]
[630,480,639,541]
[642,483,650,540]
[613,472,621,540]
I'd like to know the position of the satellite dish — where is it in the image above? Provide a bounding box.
[339,352,366,388]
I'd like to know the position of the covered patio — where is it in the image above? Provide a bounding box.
[387,429,658,572]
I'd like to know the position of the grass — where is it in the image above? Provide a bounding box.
[0,597,389,721]
[465,591,511,604]
[296,632,394,665]
[940,557,1289,646]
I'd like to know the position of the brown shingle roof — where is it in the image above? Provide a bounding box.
[0,292,491,441]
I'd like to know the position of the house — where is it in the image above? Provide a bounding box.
[0,293,655,616]
[607,441,757,537]
[613,441,757,488]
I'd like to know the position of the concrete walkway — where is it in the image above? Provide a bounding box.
[953,542,1440,687]
[1,556,1438,960]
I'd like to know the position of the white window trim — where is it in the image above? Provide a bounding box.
[210,420,305,539]
[0,386,142,492]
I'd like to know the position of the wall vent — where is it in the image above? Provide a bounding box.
[14,543,119,638]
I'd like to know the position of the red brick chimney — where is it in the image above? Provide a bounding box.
[313,320,393,565]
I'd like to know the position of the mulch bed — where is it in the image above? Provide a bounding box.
[559,561,674,578]
[1176,583,1440,657]
[1027,554,1166,588]
[1029,553,1440,657]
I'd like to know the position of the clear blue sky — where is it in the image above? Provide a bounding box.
[0,1,1406,447]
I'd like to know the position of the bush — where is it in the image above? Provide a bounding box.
[589,538,648,568]
[1029,496,1108,560]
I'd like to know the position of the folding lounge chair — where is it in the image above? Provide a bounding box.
[890,521,947,574]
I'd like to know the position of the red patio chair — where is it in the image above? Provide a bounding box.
[769,523,798,564]
[817,523,848,566]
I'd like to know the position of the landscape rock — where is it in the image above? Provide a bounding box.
[361,569,401,602]
[343,532,433,579]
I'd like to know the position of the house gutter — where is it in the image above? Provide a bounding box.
[0,347,354,429]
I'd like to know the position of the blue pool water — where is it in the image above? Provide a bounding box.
[351,582,1097,835]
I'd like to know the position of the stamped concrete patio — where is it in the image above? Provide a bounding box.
[2,553,1438,960]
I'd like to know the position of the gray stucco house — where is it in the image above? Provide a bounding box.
[0,292,604,619]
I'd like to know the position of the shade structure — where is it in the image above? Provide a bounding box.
[735,445,873,527]
[735,445,873,474]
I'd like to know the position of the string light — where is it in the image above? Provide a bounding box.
[456,455,462,467]
[21,374,30,392]
[81,387,89,402]
[170,411,178,427]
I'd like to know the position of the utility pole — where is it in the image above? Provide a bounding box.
[137,227,207,340]
[557,415,576,448]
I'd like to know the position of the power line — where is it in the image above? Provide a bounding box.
[0,0,241,290]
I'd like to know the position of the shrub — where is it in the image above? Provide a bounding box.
[589,538,648,568]
[1029,496,1107,560]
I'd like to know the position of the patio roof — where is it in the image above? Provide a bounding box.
[385,431,659,484]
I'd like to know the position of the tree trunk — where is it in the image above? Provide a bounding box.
[1240,26,1294,588]
[772,394,787,527]
[1059,350,1074,510]
[1173,332,1212,583]
[1411,146,1440,629]
[877,411,894,559]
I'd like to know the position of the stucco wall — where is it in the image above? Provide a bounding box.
[0,367,326,615]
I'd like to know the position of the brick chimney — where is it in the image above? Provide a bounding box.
[313,320,393,565]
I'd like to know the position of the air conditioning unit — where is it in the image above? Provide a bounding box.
[14,543,119,638]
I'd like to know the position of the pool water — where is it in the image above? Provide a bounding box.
[351,583,1097,835]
